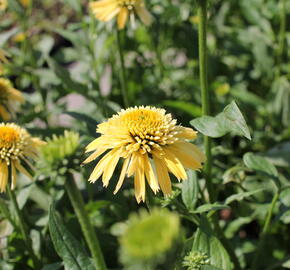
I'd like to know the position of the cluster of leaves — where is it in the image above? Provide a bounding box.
[0,0,289,270]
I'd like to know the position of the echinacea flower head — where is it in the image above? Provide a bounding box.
[0,123,45,192]
[0,0,7,10]
[83,106,205,203]
[0,78,24,121]
[120,208,179,261]
[90,0,153,30]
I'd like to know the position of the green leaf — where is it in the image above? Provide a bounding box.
[264,142,290,167]
[42,263,63,270]
[163,100,202,117]
[49,205,96,270]
[190,101,251,139]
[194,203,229,214]
[181,170,199,211]
[243,152,278,178]
[62,0,82,13]
[222,101,251,140]
[192,217,232,269]
[47,58,87,94]
[225,189,265,205]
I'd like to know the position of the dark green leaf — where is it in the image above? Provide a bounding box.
[42,263,63,270]
[49,205,95,270]
[192,217,232,269]
[194,203,229,214]
[243,152,278,178]
[225,189,265,205]
[181,170,199,211]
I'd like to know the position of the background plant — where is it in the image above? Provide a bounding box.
[0,0,289,269]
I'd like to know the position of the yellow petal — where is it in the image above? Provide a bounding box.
[0,105,10,121]
[163,148,187,181]
[153,155,172,195]
[0,161,8,192]
[126,152,138,177]
[143,154,159,193]
[117,7,129,29]
[85,137,102,153]
[11,161,17,190]
[14,161,33,179]
[113,156,130,194]
[102,148,122,187]
[176,127,197,140]
[135,2,153,26]
[89,148,118,182]
[82,148,107,164]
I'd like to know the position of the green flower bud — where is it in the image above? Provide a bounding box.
[183,251,210,270]
[120,208,179,262]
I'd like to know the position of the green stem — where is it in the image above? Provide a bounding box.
[276,0,286,77]
[197,0,213,203]
[65,175,107,270]
[7,185,41,270]
[252,191,280,269]
[197,2,241,269]
[116,29,129,108]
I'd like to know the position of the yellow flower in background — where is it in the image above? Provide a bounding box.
[19,0,30,7]
[0,0,7,10]
[90,0,153,30]
[0,78,25,121]
[0,49,8,75]
[83,106,205,203]
[12,32,26,43]
[0,123,45,192]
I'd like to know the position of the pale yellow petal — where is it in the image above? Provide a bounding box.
[11,161,17,190]
[153,155,172,195]
[14,161,33,179]
[113,156,131,194]
[126,152,138,177]
[135,2,153,26]
[117,7,129,29]
[163,148,187,181]
[89,148,119,182]
[0,105,10,120]
[0,161,8,192]
[143,154,159,193]
[82,148,107,164]
[176,127,197,140]
[102,148,122,187]
[85,137,103,153]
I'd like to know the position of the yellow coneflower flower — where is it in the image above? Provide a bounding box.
[83,106,205,203]
[0,123,45,192]
[19,0,30,7]
[90,0,153,30]
[0,78,25,121]
[0,0,7,11]
[12,32,26,43]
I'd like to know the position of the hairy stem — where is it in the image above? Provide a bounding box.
[65,175,107,270]
[7,185,42,270]
[116,29,129,108]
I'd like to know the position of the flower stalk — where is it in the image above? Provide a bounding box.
[197,0,213,202]
[196,2,241,269]
[252,190,280,269]
[7,185,42,270]
[65,174,107,270]
[116,29,129,108]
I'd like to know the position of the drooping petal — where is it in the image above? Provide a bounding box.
[114,156,131,194]
[153,155,172,195]
[11,161,17,189]
[134,153,145,203]
[135,1,153,26]
[143,154,159,193]
[162,147,187,181]
[14,161,33,179]
[117,7,129,29]
[102,148,122,187]
[175,127,197,140]
[83,148,107,164]
[0,161,8,192]
[89,148,120,182]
